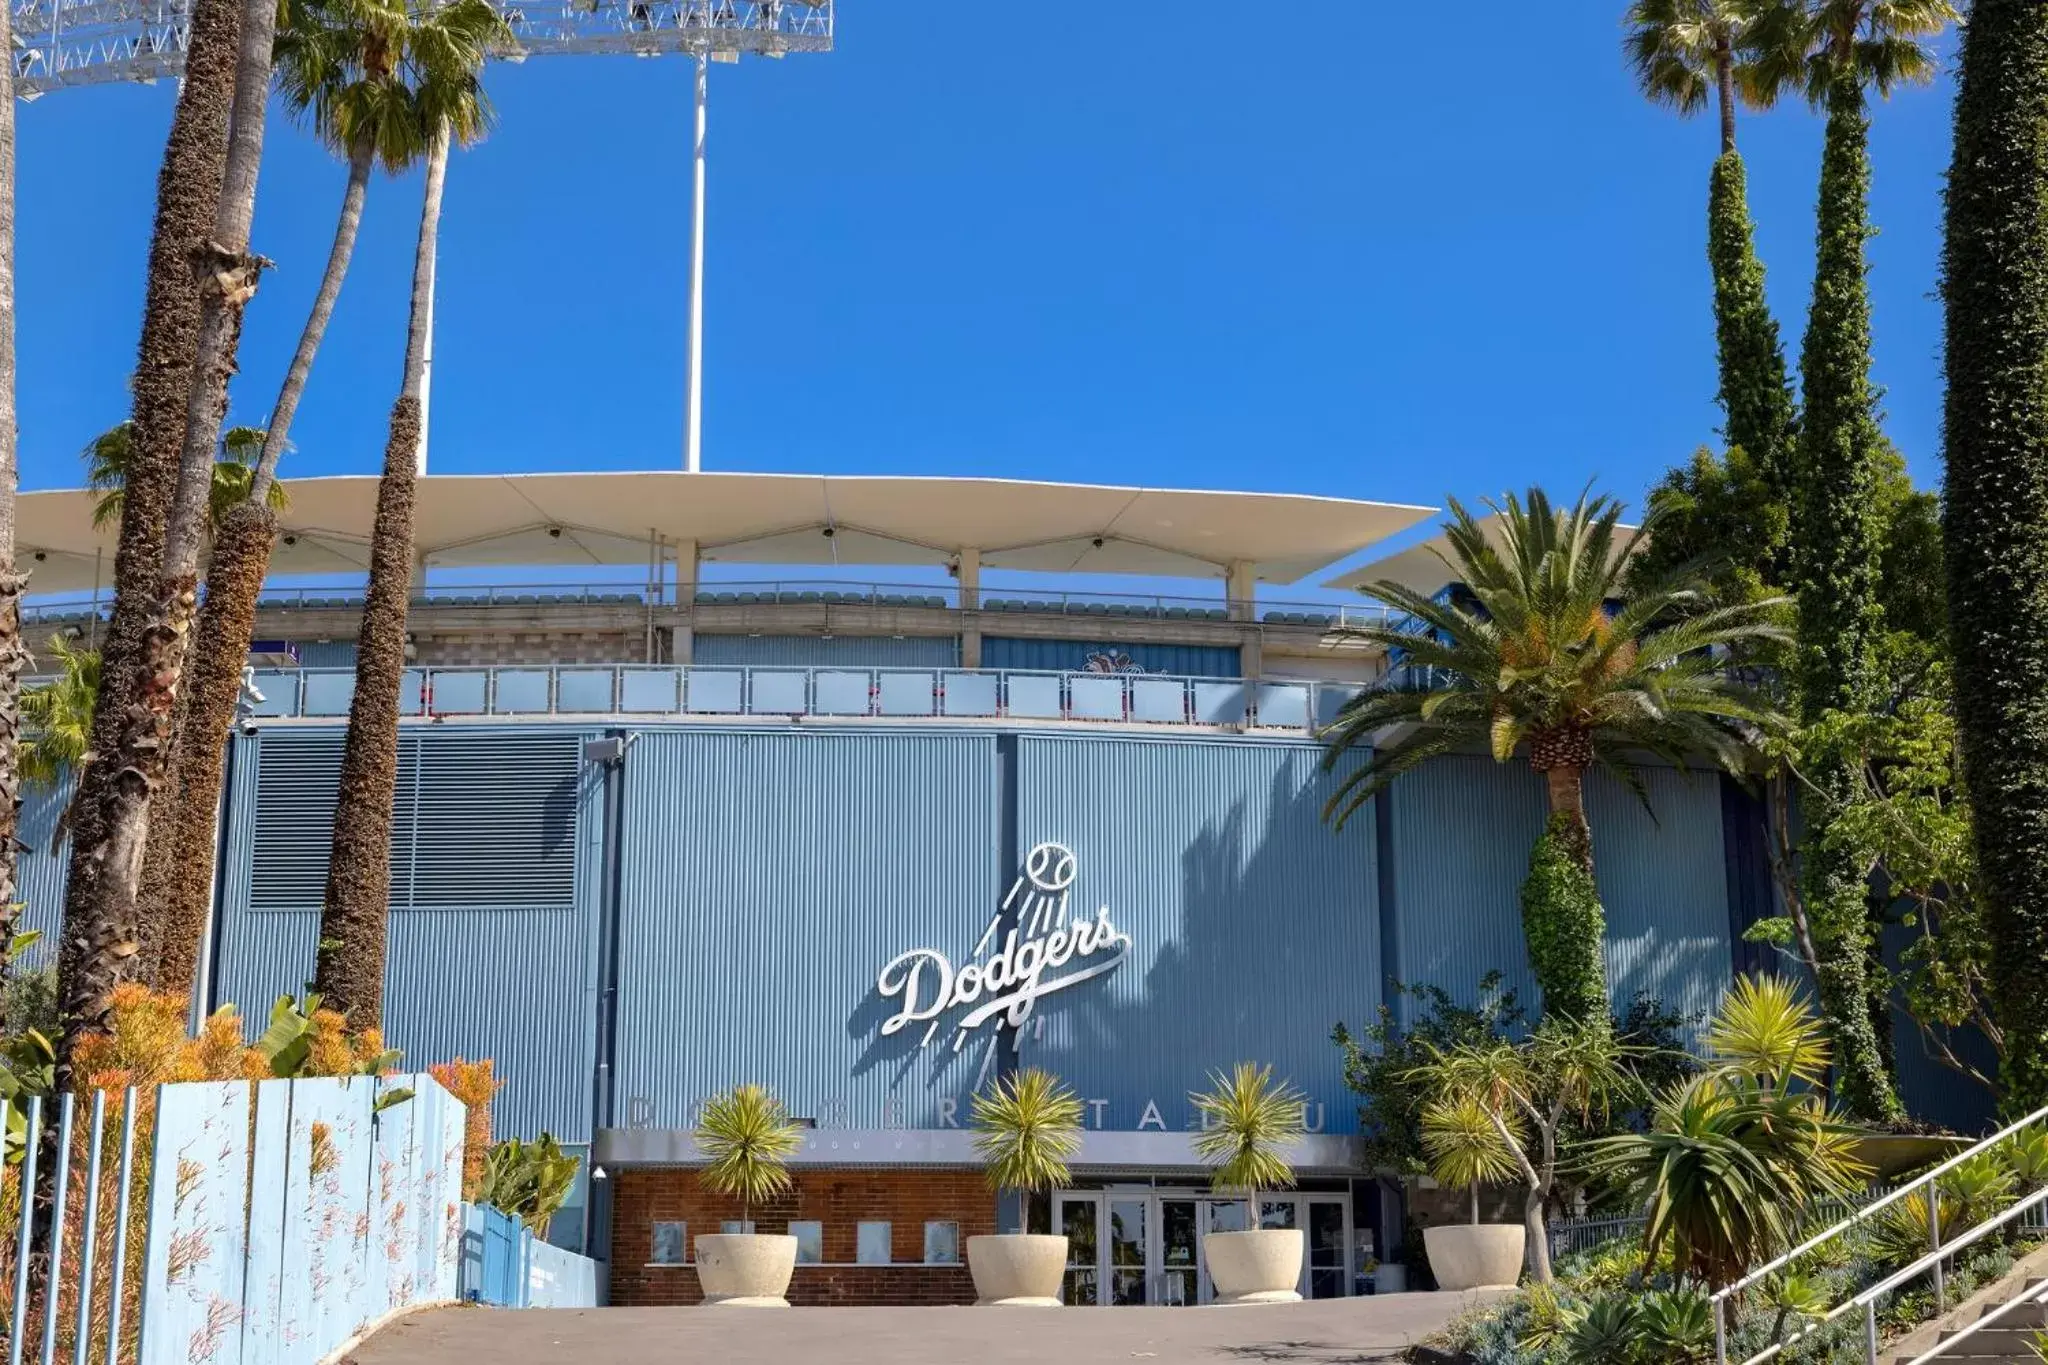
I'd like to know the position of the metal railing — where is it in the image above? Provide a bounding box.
[1713,1102,2048,1365]
[1891,1270,2048,1365]
[1845,1185,2048,1364]
[16,577,1395,628]
[239,663,1367,734]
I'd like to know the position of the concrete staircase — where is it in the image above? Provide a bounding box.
[1883,1257,2048,1364]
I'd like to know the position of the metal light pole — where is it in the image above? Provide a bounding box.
[685,51,708,473]
[15,0,835,475]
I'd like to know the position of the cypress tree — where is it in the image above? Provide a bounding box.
[1941,0,2048,1112]
[1708,151,1797,534]
[1793,72,1901,1125]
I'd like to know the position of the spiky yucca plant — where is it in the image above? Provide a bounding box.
[1190,1063,1305,1229]
[970,1068,1083,1234]
[1421,1095,1521,1226]
[695,1084,805,1227]
[1708,974,1831,1092]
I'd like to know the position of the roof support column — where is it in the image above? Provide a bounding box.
[957,548,982,669]
[673,539,699,665]
[1226,559,1255,623]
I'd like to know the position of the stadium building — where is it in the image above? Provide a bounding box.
[12,471,1780,1306]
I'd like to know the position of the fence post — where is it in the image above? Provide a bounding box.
[103,1094,139,1365]
[40,1093,76,1365]
[69,1092,107,1365]
[1929,1184,1945,1315]
[1713,1298,1725,1365]
[9,1096,40,1365]
[1863,1301,1879,1364]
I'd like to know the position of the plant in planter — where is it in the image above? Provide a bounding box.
[1190,1062,1307,1305]
[693,1083,806,1307]
[1417,1094,1526,1291]
[968,1067,1084,1306]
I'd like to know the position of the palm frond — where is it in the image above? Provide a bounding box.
[1189,1063,1304,1197]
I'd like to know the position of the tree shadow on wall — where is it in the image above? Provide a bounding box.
[1020,759,1380,1133]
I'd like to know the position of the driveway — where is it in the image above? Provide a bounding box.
[344,1293,1507,1365]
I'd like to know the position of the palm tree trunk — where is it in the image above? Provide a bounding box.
[64,0,275,1022]
[1943,0,2048,1112]
[313,123,449,1028]
[150,139,377,996]
[1541,765,1591,867]
[1715,36,1737,156]
[1527,762,1610,1024]
[0,0,28,1028]
[52,0,243,1074]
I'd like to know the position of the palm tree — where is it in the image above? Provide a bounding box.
[1320,489,1787,1020]
[0,0,27,1028]
[152,0,506,1001]
[52,0,253,1090]
[1748,0,1956,1126]
[315,48,499,1025]
[1944,0,2048,1113]
[82,422,287,530]
[20,635,99,792]
[1625,0,1771,156]
[1626,0,1800,566]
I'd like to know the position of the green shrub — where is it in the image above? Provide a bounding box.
[478,1132,581,1236]
[1637,1288,1715,1363]
[1565,1294,1641,1365]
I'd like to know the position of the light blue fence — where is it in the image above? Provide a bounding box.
[458,1203,601,1309]
[0,1073,467,1365]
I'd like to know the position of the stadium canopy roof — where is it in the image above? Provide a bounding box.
[14,471,1437,595]
[1321,511,1642,597]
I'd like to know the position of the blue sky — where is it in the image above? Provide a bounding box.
[14,5,1959,578]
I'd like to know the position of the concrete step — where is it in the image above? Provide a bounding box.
[1912,1324,2047,1362]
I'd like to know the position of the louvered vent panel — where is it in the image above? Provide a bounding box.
[248,729,574,911]
[410,732,578,907]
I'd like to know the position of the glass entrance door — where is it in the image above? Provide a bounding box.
[1157,1199,1199,1306]
[1107,1198,1148,1305]
[1306,1198,1348,1299]
[1053,1193,1101,1306]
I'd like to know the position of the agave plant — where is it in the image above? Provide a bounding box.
[1999,1125,2048,1188]
[1637,1287,1716,1363]
[1189,1062,1306,1228]
[970,1068,1083,1233]
[1516,1281,1583,1353]
[695,1084,805,1226]
[1420,1094,1521,1226]
[1871,1152,2016,1267]
[1762,1269,1831,1346]
[1565,1293,1642,1365]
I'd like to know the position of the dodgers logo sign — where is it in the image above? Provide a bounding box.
[876,842,1132,1054]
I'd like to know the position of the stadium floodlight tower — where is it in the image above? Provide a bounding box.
[12,0,834,472]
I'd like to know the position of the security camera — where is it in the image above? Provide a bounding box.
[31,551,44,562]
[548,527,563,539]
[1091,536,1105,549]
[282,534,297,547]
[821,526,836,539]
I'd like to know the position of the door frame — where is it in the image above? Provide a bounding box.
[1055,1189,1355,1304]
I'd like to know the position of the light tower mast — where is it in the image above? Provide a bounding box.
[12,0,834,473]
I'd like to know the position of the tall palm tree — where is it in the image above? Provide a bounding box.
[0,14,25,1027]
[1749,0,1955,1125]
[52,0,250,1085]
[1942,0,2048,1111]
[82,422,287,530]
[149,0,506,999]
[315,53,500,1027]
[1626,0,1800,553]
[1320,490,1788,1021]
[19,634,99,864]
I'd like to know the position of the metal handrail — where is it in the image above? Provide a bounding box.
[1896,1270,2048,1365]
[1717,1104,2048,1304]
[1714,1102,2048,1365]
[1727,1184,2048,1365]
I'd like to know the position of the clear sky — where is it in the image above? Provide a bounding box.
[13,5,1960,573]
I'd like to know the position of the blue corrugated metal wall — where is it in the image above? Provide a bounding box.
[15,777,71,966]
[982,637,1242,678]
[613,730,996,1129]
[1015,735,1377,1135]
[212,726,602,1141]
[693,635,960,668]
[1385,754,1731,1033]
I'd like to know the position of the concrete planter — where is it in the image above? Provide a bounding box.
[694,1233,799,1307]
[966,1234,1068,1306]
[1423,1224,1524,1291]
[1202,1228,1304,1305]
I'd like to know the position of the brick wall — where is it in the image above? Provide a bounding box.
[412,631,658,666]
[609,1167,998,1307]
